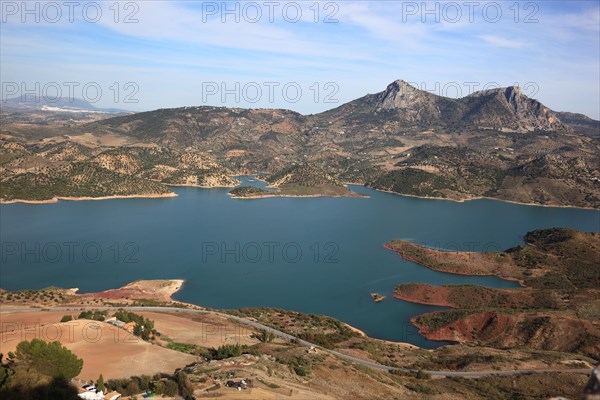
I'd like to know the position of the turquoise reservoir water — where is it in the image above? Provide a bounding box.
[1,178,598,347]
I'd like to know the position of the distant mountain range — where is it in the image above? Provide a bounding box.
[1,80,599,207]
[1,96,130,114]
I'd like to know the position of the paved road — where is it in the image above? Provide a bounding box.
[1,306,593,378]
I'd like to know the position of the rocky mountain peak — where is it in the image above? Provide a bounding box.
[387,79,419,92]
[502,85,527,107]
[376,79,438,110]
[507,85,521,92]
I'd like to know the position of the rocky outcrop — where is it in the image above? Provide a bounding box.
[320,80,570,133]
[462,86,568,132]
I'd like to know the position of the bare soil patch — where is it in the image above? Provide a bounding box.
[0,312,198,380]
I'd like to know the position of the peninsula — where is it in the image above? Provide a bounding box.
[388,228,600,358]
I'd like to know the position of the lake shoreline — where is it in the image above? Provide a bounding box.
[394,292,453,308]
[363,185,599,211]
[1,180,597,210]
[166,183,238,189]
[0,192,177,204]
[0,279,420,350]
[382,242,527,287]
[228,192,368,199]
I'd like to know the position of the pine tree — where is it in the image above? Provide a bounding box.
[14,339,83,380]
[97,374,105,392]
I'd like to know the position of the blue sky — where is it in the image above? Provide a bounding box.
[1,1,599,118]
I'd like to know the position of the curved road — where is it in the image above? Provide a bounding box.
[1,306,593,378]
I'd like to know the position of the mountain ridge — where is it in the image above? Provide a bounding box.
[322,80,570,133]
[2,79,599,207]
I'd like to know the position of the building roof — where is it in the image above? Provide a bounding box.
[107,320,125,328]
[77,391,104,400]
[103,391,121,400]
[122,322,137,331]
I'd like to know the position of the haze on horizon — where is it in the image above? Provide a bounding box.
[1,0,599,119]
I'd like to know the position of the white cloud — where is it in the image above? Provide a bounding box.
[94,2,361,61]
[1,1,598,117]
[478,35,529,48]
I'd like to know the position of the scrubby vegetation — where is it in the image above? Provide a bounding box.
[440,373,589,400]
[266,163,342,187]
[409,352,508,371]
[209,344,247,360]
[367,143,600,208]
[229,186,270,197]
[395,283,562,310]
[106,371,193,399]
[517,228,600,289]
[415,310,473,331]
[0,287,72,305]
[389,228,600,357]
[370,168,454,198]
[1,162,174,201]
[274,353,313,376]
[226,307,360,348]
[0,141,238,201]
[255,328,275,343]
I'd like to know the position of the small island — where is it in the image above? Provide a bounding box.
[370,292,386,302]
[229,163,367,199]
[228,186,272,198]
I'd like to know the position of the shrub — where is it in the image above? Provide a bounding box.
[162,380,179,396]
[415,370,431,380]
[406,383,438,394]
[77,310,107,321]
[209,344,245,360]
[293,366,308,376]
[256,329,275,343]
[176,371,194,400]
